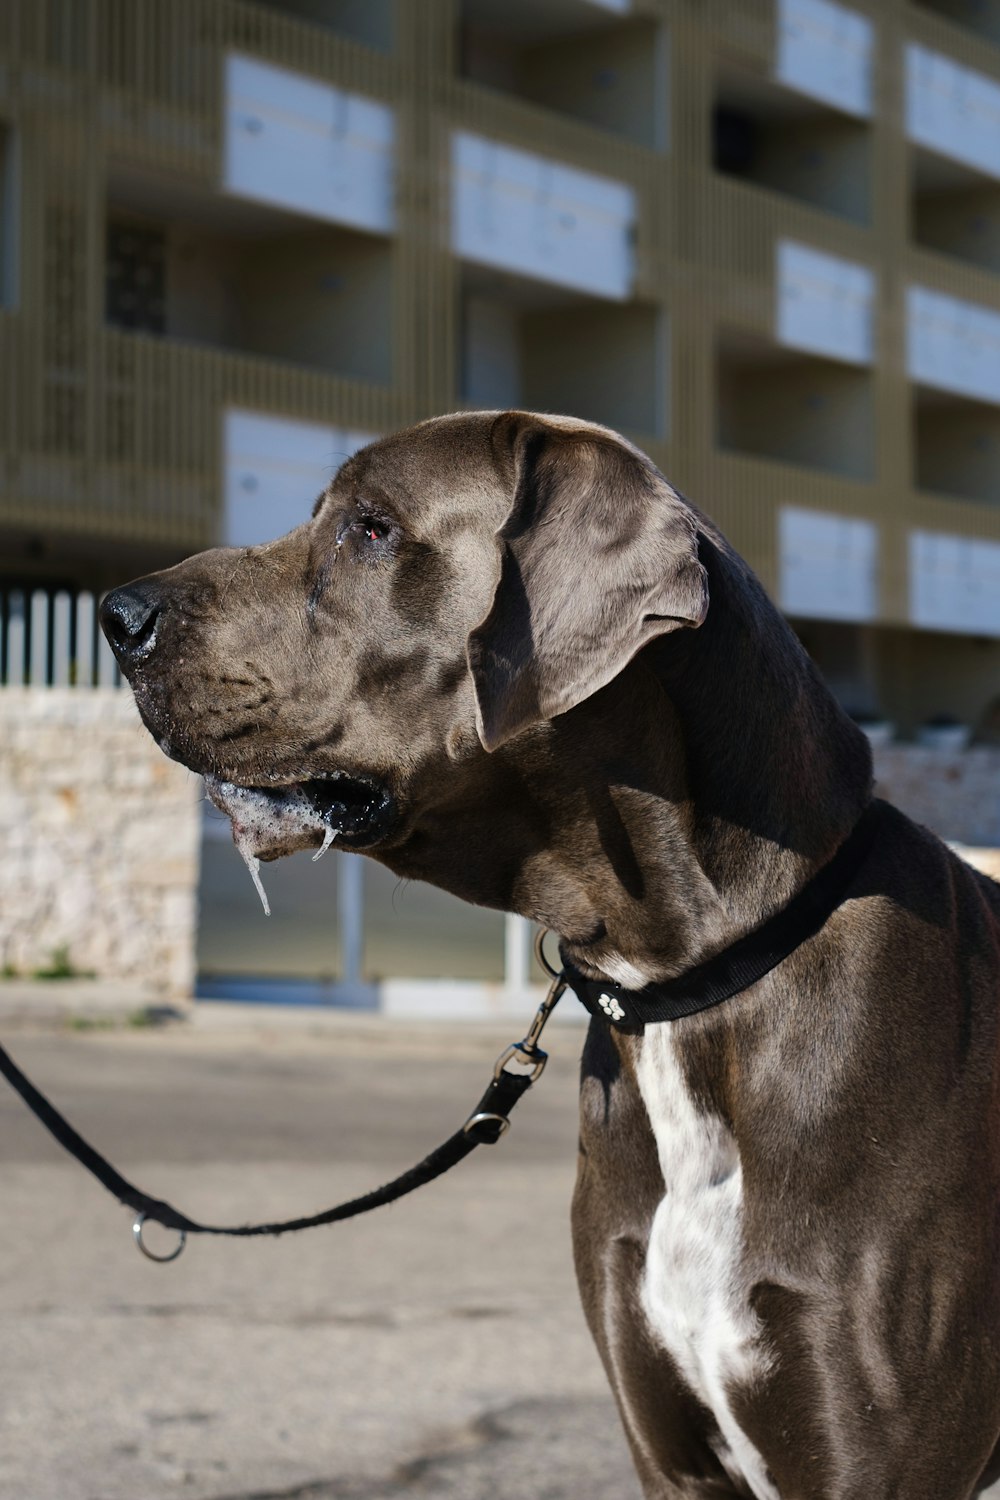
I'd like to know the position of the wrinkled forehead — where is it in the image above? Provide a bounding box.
[321,412,512,536]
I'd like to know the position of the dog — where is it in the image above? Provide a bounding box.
[101,411,1000,1499]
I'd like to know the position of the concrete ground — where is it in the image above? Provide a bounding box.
[0,1013,641,1500]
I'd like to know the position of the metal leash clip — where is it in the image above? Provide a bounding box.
[464,930,567,1139]
[491,929,567,1085]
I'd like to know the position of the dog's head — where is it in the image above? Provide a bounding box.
[101,412,708,900]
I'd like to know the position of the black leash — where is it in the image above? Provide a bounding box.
[563,801,883,1033]
[0,807,882,1262]
[0,948,567,1262]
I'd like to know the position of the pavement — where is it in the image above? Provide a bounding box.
[0,1013,641,1500]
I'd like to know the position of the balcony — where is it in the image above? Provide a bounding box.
[458,0,665,148]
[776,238,875,364]
[716,328,875,481]
[716,242,875,478]
[911,148,1000,276]
[910,527,1000,634]
[907,284,1000,407]
[775,0,874,119]
[906,42,1000,274]
[451,130,637,301]
[224,54,395,237]
[713,65,872,225]
[913,386,1000,506]
[460,264,665,438]
[778,504,878,622]
[906,43,1000,186]
[106,167,392,384]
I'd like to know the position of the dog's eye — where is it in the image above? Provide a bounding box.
[350,513,392,545]
[336,512,393,551]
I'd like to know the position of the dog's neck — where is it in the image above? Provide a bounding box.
[525,533,874,987]
[389,531,872,989]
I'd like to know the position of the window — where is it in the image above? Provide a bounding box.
[106,220,167,335]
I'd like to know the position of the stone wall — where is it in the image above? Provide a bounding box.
[0,689,200,999]
[872,745,1000,850]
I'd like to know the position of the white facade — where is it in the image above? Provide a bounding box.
[451,131,637,300]
[223,54,395,234]
[906,44,1000,183]
[779,505,879,622]
[775,0,874,118]
[776,240,875,365]
[910,530,1000,637]
[907,286,1000,406]
[223,410,376,549]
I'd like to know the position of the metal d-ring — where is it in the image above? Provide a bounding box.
[132,1213,187,1263]
[534,927,562,980]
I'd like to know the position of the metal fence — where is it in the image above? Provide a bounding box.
[0,589,121,687]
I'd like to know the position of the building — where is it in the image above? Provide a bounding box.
[2,0,1000,998]
[3,0,1000,726]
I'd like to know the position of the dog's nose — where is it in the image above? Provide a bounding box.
[100,583,163,667]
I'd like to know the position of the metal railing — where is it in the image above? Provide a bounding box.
[0,589,121,687]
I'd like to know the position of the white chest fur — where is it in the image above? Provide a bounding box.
[635,1027,779,1500]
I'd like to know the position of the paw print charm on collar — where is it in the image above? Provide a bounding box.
[597,992,626,1022]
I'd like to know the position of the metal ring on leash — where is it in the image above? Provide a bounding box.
[132,1213,187,1263]
[463,1110,511,1139]
[534,927,561,979]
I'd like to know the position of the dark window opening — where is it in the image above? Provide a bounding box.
[106,221,167,335]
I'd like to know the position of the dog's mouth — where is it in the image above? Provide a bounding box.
[204,772,397,914]
[206,772,396,855]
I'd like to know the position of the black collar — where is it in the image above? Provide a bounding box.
[562,800,884,1033]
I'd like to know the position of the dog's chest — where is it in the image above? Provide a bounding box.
[635,1028,778,1500]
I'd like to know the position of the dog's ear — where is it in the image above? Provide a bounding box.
[467,413,709,752]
